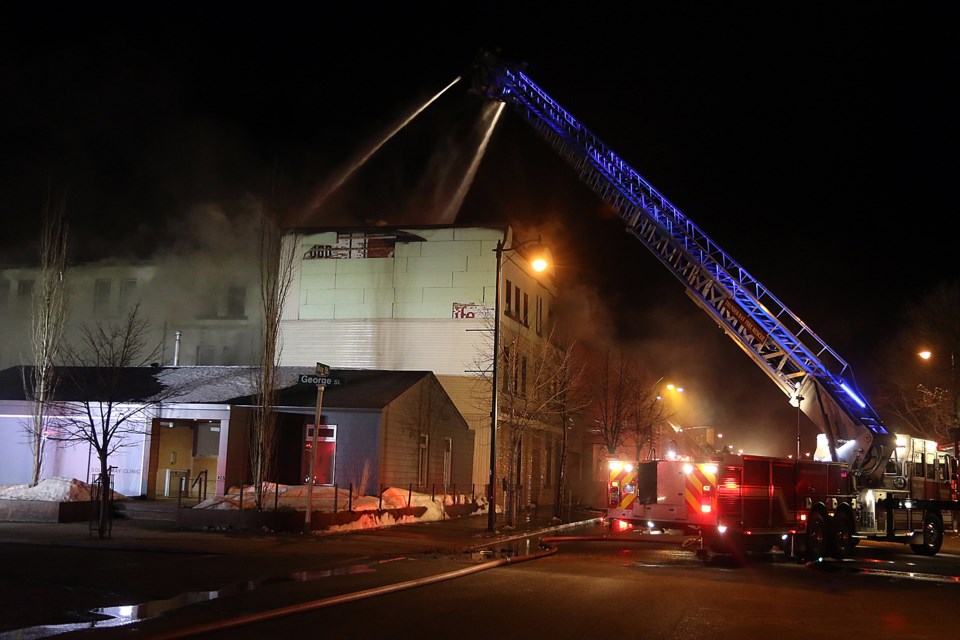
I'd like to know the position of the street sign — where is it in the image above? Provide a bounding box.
[299,374,343,386]
[315,362,330,376]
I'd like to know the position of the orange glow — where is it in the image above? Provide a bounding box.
[613,519,632,532]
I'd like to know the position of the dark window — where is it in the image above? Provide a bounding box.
[523,293,529,325]
[545,441,554,488]
[119,278,138,311]
[93,279,111,316]
[505,280,512,315]
[17,279,35,314]
[226,286,246,318]
[535,296,543,334]
[0,278,10,316]
[502,345,511,392]
[520,356,527,395]
[196,345,215,365]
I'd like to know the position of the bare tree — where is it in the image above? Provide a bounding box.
[498,326,580,526]
[627,373,666,461]
[25,196,69,486]
[54,304,166,538]
[546,333,587,520]
[589,347,635,458]
[873,280,960,441]
[249,207,299,510]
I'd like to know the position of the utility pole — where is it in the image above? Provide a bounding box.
[304,362,330,534]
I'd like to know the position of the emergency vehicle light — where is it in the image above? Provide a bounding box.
[840,382,867,409]
[682,463,693,474]
[609,461,622,471]
[703,464,718,474]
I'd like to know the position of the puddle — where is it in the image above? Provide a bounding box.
[0,559,386,639]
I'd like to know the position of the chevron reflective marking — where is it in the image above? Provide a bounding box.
[685,464,718,516]
[609,466,638,510]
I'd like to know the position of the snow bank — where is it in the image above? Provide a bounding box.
[0,477,125,502]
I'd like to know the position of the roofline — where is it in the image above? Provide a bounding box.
[283,223,508,235]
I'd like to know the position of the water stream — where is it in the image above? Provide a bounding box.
[300,75,463,223]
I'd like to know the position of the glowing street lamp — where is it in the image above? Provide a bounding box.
[488,235,550,532]
[917,348,960,459]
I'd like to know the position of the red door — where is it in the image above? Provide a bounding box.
[302,424,336,484]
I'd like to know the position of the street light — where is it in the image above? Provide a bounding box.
[488,235,550,532]
[918,348,960,460]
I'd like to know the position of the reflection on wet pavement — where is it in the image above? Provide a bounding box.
[0,558,386,639]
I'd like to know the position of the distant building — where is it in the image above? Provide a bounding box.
[0,366,474,499]
[0,223,591,509]
[279,225,579,509]
[0,257,259,371]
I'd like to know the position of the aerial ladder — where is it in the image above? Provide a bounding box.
[468,50,897,488]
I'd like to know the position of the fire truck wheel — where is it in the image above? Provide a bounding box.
[827,510,855,558]
[910,513,944,556]
[805,511,828,560]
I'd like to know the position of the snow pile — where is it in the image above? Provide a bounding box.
[0,477,126,502]
[196,483,471,517]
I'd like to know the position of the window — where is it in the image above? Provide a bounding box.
[303,233,398,260]
[197,284,247,319]
[196,345,215,365]
[418,434,429,487]
[502,345,511,392]
[119,278,138,311]
[93,279,111,316]
[512,352,521,394]
[443,438,452,487]
[17,279,34,314]
[523,293,529,325]
[0,278,9,316]
[545,441,554,488]
[514,287,521,319]
[520,356,527,395]
[535,296,543,334]
[226,286,246,318]
[504,280,512,316]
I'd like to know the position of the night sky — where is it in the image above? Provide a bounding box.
[2,5,957,455]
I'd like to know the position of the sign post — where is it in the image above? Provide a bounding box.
[304,363,329,534]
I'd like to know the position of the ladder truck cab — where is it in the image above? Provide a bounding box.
[467,50,960,561]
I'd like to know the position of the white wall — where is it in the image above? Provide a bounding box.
[0,402,148,496]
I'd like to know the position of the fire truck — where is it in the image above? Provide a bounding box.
[469,51,960,559]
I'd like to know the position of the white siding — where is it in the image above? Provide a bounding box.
[279,318,487,375]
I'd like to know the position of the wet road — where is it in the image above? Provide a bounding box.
[2,518,959,639]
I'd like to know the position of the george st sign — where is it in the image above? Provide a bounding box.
[298,374,344,386]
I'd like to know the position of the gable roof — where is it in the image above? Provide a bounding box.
[0,366,434,411]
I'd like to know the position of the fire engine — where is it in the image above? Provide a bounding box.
[469,51,960,559]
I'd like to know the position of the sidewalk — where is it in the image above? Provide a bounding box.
[0,504,606,556]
